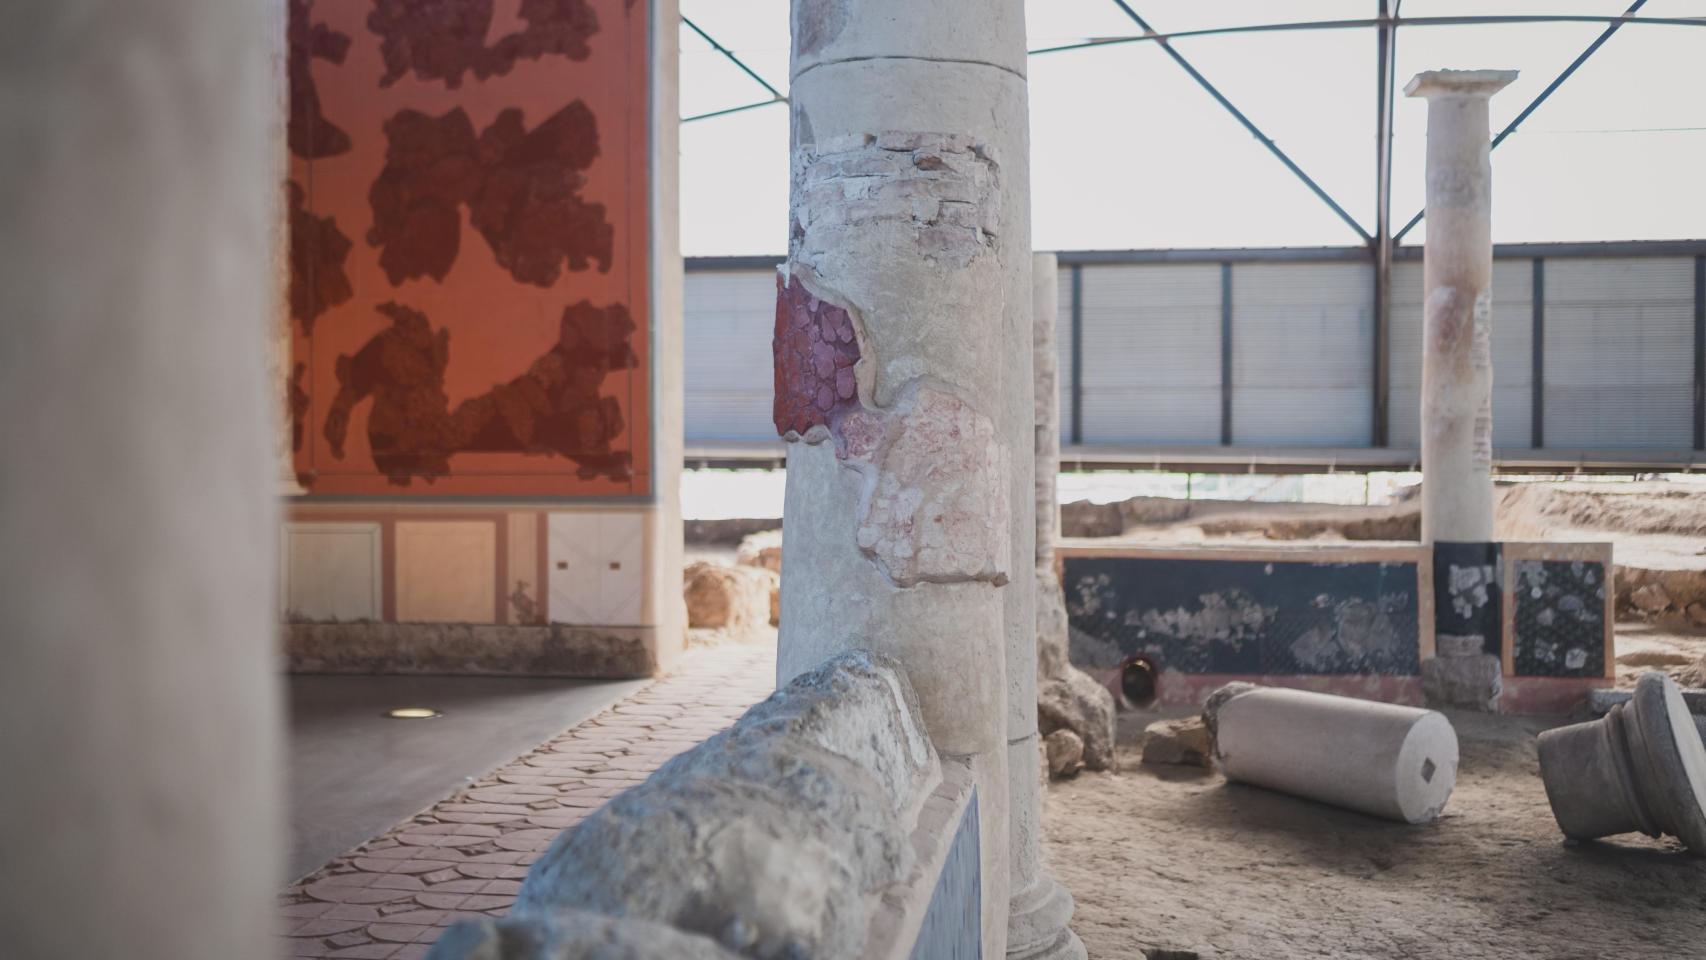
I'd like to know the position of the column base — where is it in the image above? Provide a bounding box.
[1007,873,1086,960]
[1537,672,1706,853]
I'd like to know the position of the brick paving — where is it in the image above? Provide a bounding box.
[277,643,778,959]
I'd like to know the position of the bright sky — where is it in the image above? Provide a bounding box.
[678,0,1706,257]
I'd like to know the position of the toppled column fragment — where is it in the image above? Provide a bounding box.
[1206,684,1460,824]
[1538,672,1706,855]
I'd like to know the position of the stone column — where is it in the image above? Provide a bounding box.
[1405,69,1517,543]
[1005,254,1086,959]
[0,2,282,958]
[776,2,1031,953]
[1033,260,1115,771]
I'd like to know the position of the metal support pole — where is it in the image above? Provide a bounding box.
[1533,258,1547,449]
[1070,263,1084,446]
[1371,0,1398,446]
[1694,254,1704,450]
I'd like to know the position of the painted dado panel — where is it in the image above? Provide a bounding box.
[280,521,383,621]
[395,520,497,623]
[548,512,643,625]
[286,0,651,495]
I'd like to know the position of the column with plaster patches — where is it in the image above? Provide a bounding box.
[1407,69,1517,543]
[776,2,1032,954]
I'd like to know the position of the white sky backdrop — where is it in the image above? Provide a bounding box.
[678,0,1706,256]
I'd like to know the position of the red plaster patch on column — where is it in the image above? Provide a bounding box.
[773,272,862,445]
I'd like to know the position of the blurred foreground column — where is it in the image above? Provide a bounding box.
[775,1,1032,953]
[0,3,283,958]
[1406,69,1517,543]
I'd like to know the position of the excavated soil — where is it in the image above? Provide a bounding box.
[1043,710,1706,960]
[1040,481,1706,958]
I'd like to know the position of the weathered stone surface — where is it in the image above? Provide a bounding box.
[1141,717,1210,768]
[427,910,743,959]
[1422,653,1503,712]
[1044,730,1084,779]
[853,385,1012,587]
[1038,667,1117,774]
[735,529,783,573]
[1060,500,1124,538]
[505,651,939,960]
[683,561,776,631]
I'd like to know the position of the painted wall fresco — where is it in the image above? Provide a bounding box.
[287,0,648,495]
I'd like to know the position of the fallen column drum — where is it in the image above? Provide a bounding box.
[1208,686,1460,824]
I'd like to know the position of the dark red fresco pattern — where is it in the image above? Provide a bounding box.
[285,0,648,495]
[367,0,599,90]
[322,300,636,486]
[365,103,610,288]
[287,0,352,160]
[287,180,354,334]
[773,274,862,440]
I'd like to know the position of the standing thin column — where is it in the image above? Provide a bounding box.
[1406,69,1517,542]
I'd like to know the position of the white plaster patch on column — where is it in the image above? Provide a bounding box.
[1471,289,1493,468]
[852,385,1012,588]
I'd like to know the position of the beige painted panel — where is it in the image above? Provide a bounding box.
[599,512,645,626]
[548,511,645,626]
[280,522,382,622]
[506,512,541,624]
[395,521,496,624]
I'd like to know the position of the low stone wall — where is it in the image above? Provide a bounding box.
[1057,539,1616,716]
[284,622,658,678]
[425,650,968,960]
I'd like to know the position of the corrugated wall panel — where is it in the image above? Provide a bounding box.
[1543,257,1695,449]
[1389,258,1534,449]
[684,270,778,440]
[1231,262,1373,445]
[1057,266,1074,442]
[1077,263,1222,444]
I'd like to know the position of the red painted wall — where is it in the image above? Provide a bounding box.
[287,0,650,496]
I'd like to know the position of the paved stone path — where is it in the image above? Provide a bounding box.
[278,643,778,958]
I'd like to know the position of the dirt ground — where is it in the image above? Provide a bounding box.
[1043,709,1706,960]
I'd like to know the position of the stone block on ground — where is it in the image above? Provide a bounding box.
[1141,717,1210,767]
[1422,653,1503,713]
[1631,583,1673,614]
[1037,569,1117,772]
[1060,499,1124,538]
[735,529,784,573]
[1039,668,1117,773]
[1044,729,1085,779]
[684,561,777,630]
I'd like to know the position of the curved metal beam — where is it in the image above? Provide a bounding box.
[1029,13,1704,57]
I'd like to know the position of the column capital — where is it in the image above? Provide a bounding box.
[1404,69,1518,99]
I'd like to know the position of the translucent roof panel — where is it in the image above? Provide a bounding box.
[680,0,1705,256]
